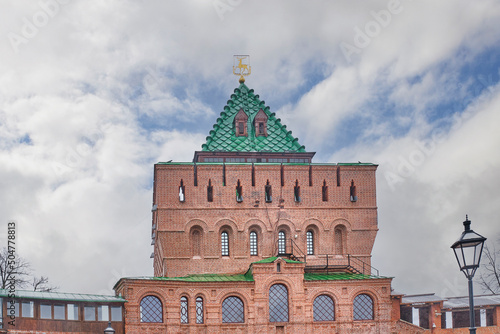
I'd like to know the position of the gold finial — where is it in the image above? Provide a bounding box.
[233,55,251,83]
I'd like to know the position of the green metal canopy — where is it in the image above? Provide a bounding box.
[201,82,306,153]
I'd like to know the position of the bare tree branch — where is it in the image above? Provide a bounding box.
[0,248,58,292]
[32,275,58,292]
[479,244,500,294]
[0,247,32,289]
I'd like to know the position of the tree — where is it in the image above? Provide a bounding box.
[0,247,31,289]
[32,275,58,292]
[479,244,500,294]
[0,247,57,291]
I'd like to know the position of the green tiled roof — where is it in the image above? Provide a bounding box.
[304,273,388,281]
[0,289,125,303]
[131,273,255,282]
[201,83,306,153]
[252,256,303,264]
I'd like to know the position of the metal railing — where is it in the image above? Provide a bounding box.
[272,238,380,276]
[305,254,379,276]
[274,238,306,263]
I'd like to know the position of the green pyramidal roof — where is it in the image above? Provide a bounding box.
[201,82,306,153]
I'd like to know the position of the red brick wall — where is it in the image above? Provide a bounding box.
[152,163,378,277]
[115,260,399,334]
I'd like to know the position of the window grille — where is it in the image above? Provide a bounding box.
[196,297,204,324]
[269,284,289,322]
[278,231,286,254]
[307,230,314,255]
[250,231,258,256]
[238,122,244,135]
[180,296,188,324]
[140,295,163,323]
[221,231,229,256]
[258,122,264,134]
[313,295,335,321]
[222,296,244,323]
[353,294,374,320]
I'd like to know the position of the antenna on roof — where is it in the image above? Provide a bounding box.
[233,55,251,83]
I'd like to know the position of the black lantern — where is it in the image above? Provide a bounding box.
[104,321,115,334]
[451,215,486,334]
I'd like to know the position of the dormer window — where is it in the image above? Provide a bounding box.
[234,109,248,137]
[254,109,268,137]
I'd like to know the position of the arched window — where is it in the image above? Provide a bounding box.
[192,229,201,257]
[313,295,335,321]
[180,296,188,324]
[196,297,204,324]
[269,284,288,322]
[140,295,163,323]
[278,231,286,255]
[221,231,229,256]
[250,231,258,256]
[335,226,345,255]
[353,294,374,320]
[222,296,244,323]
[307,230,314,255]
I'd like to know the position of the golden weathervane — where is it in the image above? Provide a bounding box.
[233,55,251,83]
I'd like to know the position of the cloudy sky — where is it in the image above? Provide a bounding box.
[1,0,499,297]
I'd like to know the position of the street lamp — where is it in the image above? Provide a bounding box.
[451,215,486,334]
[103,321,115,334]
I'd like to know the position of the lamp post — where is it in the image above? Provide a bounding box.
[451,215,486,334]
[104,321,115,334]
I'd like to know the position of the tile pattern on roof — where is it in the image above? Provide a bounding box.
[201,82,306,153]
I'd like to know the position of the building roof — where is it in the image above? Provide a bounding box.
[0,289,125,303]
[115,271,388,286]
[443,294,500,309]
[201,82,306,153]
[252,256,303,264]
[401,293,444,304]
[304,273,389,281]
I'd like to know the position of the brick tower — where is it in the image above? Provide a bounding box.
[114,78,406,333]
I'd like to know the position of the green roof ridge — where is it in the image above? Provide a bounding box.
[201,82,306,153]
